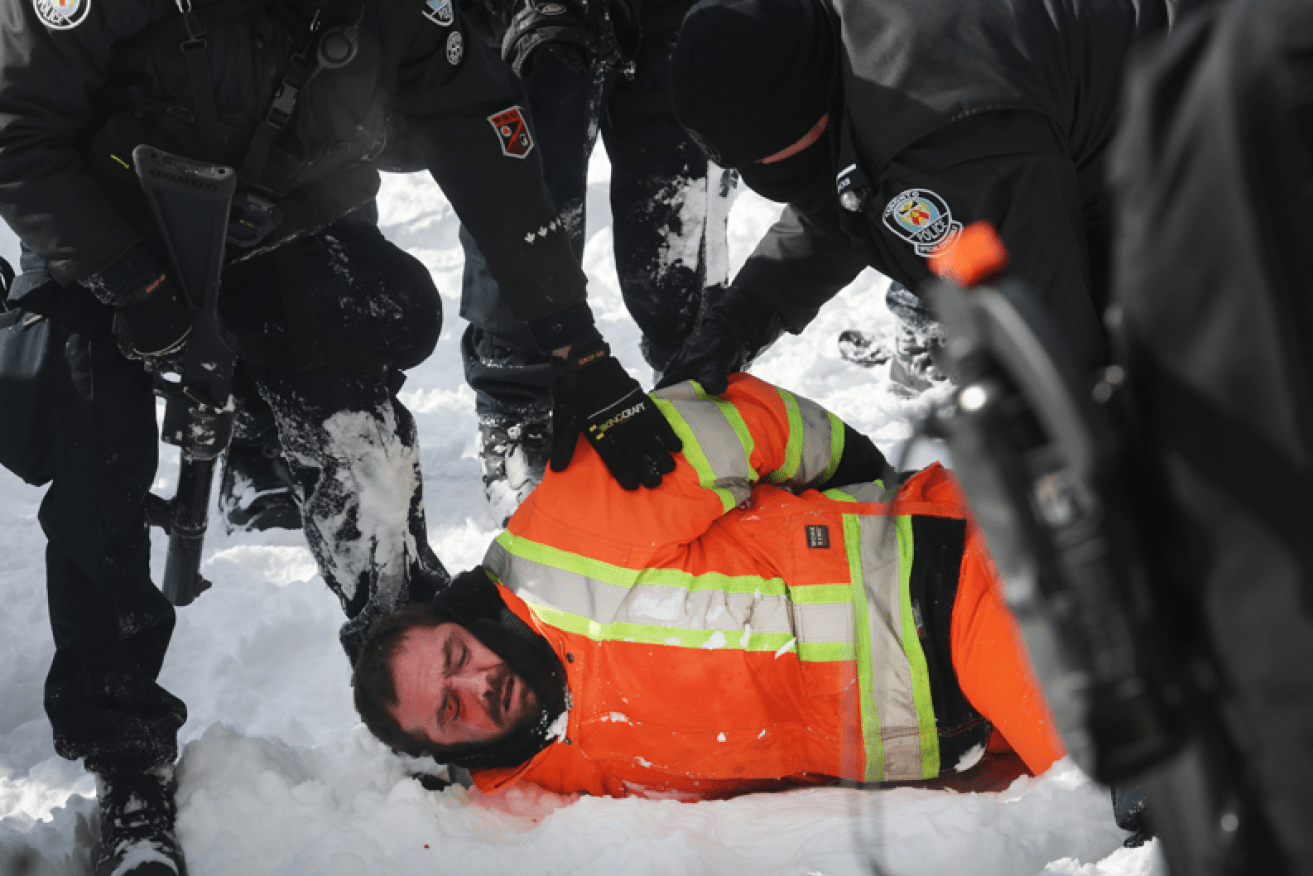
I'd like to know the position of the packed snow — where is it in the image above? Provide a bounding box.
[0,156,1165,875]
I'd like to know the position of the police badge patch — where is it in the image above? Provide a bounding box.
[34,0,91,30]
[488,107,534,159]
[882,188,963,257]
[423,0,454,26]
[446,31,463,65]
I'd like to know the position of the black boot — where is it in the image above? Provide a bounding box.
[218,439,302,533]
[93,765,188,876]
[1112,783,1154,848]
[478,413,551,526]
[218,388,301,533]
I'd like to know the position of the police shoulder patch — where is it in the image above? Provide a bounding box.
[446,30,463,65]
[34,0,91,29]
[423,0,454,26]
[882,188,963,257]
[488,106,534,159]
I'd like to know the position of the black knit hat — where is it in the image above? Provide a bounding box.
[671,0,836,169]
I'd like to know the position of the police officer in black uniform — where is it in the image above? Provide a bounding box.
[659,0,1176,397]
[0,0,678,872]
[458,0,735,523]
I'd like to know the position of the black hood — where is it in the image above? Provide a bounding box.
[426,567,569,771]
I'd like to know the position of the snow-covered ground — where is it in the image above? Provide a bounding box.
[0,158,1164,875]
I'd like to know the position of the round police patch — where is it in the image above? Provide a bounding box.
[882,188,963,257]
[446,31,464,65]
[33,0,91,29]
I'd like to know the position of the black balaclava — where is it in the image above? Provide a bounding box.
[735,126,838,210]
[426,567,569,771]
[670,0,837,170]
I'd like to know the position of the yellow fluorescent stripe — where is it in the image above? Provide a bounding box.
[654,397,736,513]
[824,488,859,503]
[844,514,884,782]
[797,640,857,662]
[820,411,846,484]
[497,530,792,595]
[527,599,859,662]
[767,388,806,484]
[525,600,798,652]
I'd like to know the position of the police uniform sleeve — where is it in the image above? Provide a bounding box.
[385,0,589,328]
[0,0,156,284]
[870,110,1109,369]
[730,204,870,335]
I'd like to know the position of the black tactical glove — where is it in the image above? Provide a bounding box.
[502,0,639,78]
[84,242,191,362]
[549,340,682,490]
[656,286,787,396]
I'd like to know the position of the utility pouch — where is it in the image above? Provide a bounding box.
[0,308,61,486]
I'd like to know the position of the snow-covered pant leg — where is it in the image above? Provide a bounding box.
[459,49,597,420]
[603,5,736,372]
[2,295,186,775]
[251,367,448,661]
[220,215,450,662]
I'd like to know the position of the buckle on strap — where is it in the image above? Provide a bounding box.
[266,81,301,130]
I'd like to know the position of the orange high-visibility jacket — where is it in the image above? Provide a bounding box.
[474,374,995,798]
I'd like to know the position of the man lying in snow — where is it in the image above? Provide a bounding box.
[352,374,1066,797]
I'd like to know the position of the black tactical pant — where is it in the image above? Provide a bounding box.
[460,2,736,421]
[1,210,448,776]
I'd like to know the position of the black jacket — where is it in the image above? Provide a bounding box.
[0,0,586,324]
[734,0,1176,369]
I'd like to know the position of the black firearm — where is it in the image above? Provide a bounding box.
[134,145,239,607]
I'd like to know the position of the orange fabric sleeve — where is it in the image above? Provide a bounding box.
[949,527,1068,775]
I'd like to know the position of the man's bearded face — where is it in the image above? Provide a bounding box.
[389,622,542,749]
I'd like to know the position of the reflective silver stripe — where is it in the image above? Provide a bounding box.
[653,383,756,506]
[486,533,855,650]
[790,392,839,487]
[856,515,926,781]
[791,599,855,645]
[833,481,893,504]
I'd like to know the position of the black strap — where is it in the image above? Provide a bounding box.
[179,8,225,162]
[116,0,267,55]
[124,0,325,188]
[238,46,319,189]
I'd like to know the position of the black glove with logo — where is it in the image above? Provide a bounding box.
[550,340,682,490]
[84,242,191,363]
[501,0,639,78]
[656,286,787,396]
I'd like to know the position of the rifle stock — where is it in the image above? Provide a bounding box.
[133,145,238,606]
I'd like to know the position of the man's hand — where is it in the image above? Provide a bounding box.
[549,341,682,490]
[113,268,191,363]
[656,286,787,395]
[83,242,191,364]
